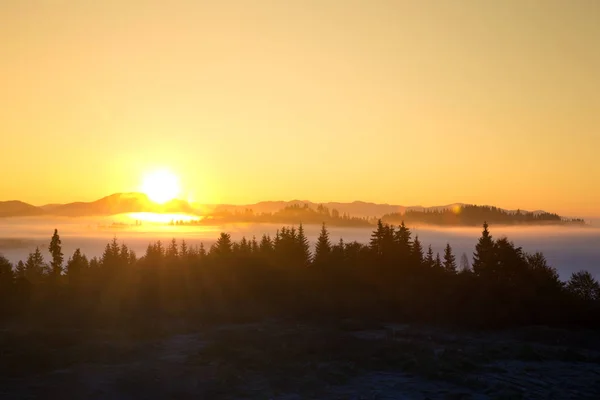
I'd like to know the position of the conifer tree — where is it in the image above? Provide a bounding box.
[15,260,26,279]
[394,221,412,264]
[0,255,14,288]
[211,233,232,256]
[473,222,495,276]
[89,257,100,270]
[167,238,179,259]
[239,237,250,254]
[434,253,442,270]
[411,235,424,267]
[425,245,434,269]
[66,248,89,283]
[297,224,311,265]
[332,237,345,263]
[180,240,189,258]
[259,234,273,255]
[443,243,457,274]
[48,229,64,277]
[154,240,164,258]
[370,220,385,255]
[250,236,259,254]
[25,247,46,283]
[102,237,122,268]
[314,223,332,265]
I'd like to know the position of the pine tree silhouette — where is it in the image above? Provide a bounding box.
[314,223,332,265]
[49,229,64,278]
[473,222,495,276]
[443,243,457,274]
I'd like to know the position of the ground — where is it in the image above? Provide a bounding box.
[1,321,599,399]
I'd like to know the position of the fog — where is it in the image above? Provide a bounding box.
[1,216,599,280]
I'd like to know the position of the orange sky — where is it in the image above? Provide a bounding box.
[1,1,598,216]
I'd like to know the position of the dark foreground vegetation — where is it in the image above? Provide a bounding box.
[0,221,598,329]
[1,221,600,398]
[2,322,600,399]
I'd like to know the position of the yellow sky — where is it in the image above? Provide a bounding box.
[1,0,598,216]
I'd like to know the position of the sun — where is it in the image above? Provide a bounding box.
[141,170,181,204]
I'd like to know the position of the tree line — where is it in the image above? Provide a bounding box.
[156,203,585,228]
[174,203,372,227]
[0,223,598,329]
[383,205,585,226]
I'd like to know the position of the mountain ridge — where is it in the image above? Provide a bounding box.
[0,192,559,219]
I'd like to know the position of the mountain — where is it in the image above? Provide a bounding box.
[0,193,198,218]
[0,193,563,222]
[0,201,45,217]
[49,193,150,216]
[49,193,198,217]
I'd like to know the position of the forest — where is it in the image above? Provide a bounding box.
[0,222,598,330]
[167,204,585,228]
[383,205,585,226]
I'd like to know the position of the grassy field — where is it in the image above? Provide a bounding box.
[1,321,600,399]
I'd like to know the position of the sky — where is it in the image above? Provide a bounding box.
[1,0,598,216]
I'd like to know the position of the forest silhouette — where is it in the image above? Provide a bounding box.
[0,223,598,330]
[169,203,585,228]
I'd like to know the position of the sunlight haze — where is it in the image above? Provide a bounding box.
[1,0,598,216]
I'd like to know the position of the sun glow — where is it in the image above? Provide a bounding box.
[141,170,180,204]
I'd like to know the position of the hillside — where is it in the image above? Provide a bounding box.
[0,194,583,226]
[49,193,198,217]
[0,201,45,217]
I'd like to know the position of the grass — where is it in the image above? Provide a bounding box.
[187,325,502,395]
[2,321,599,398]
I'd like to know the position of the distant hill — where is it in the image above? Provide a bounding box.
[0,200,45,217]
[0,193,198,218]
[49,193,198,217]
[0,193,583,226]
[49,193,149,216]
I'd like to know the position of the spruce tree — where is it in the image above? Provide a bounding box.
[425,245,434,269]
[0,255,14,288]
[394,221,412,265]
[297,224,311,265]
[180,240,189,258]
[370,220,385,255]
[411,235,424,267]
[211,233,232,256]
[15,260,26,279]
[25,247,47,283]
[66,248,89,283]
[239,237,251,254]
[198,243,207,258]
[443,243,457,274]
[332,237,345,263]
[434,253,443,270]
[250,236,259,254]
[167,238,179,259]
[102,237,122,268]
[314,223,332,265]
[259,234,273,255]
[472,222,495,276]
[48,229,64,277]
